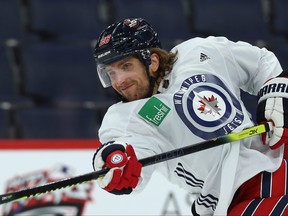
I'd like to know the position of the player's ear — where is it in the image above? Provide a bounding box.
[149,53,160,75]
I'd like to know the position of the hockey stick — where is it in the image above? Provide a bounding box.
[0,123,271,205]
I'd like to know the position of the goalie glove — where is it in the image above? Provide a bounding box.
[257,71,288,149]
[92,141,142,195]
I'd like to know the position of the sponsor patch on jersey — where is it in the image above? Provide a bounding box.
[174,74,244,139]
[138,97,171,126]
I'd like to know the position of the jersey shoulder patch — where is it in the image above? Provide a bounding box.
[138,97,171,126]
[174,74,244,139]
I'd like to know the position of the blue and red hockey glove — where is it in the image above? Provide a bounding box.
[92,141,142,195]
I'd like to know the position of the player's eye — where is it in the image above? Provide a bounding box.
[122,62,132,70]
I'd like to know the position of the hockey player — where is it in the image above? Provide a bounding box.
[92,18,288,215]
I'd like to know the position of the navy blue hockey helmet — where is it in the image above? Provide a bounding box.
[94,18,161,88]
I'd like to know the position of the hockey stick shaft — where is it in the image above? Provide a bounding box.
[0,123,271,205]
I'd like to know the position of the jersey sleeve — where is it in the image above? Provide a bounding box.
[171,36,283,96]
[98,101,165,194]
[226,39,283,95]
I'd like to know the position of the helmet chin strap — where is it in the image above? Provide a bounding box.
[145,65,159,98]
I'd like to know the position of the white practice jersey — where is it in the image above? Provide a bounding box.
[98,36,284,215]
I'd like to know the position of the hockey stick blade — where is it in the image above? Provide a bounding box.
[0,123,271,205]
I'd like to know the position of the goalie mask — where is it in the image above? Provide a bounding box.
[94,18,161,88]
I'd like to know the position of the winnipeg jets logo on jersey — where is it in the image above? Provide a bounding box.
[174,74,244,139]
[197,94,221,116]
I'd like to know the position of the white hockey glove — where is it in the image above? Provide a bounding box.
[257,71,288,149]
[92,141,142,195]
